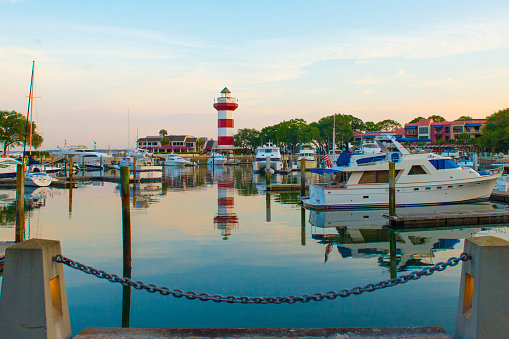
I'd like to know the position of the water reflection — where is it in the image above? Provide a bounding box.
[308,203,506,272]
[211,166,238,240]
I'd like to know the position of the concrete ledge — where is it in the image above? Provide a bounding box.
[75,327,450,338]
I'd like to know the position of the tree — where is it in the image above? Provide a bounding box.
[159,129,168,136]
[377,119,402,131]
[0,110,43,155]
[478,108,509,152]
[364,121,378,132]
[196,138,205,152]
[160,137,170,146]
[458,116,473,120]
[428,115,446,122]
[234,128,260,150]
[409,116,425,123]
[456,132,470,145]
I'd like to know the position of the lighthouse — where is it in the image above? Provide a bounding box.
[213,87,238,149]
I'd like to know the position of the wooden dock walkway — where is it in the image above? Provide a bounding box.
[384,209,509,228]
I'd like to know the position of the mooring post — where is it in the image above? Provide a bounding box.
[266,192,271,222]
[0,239,72,338]
[266,156,271,186]
[81,156,85,171]
[68,155,73,182]
[300,158,306,197]
[133,156,137,181]
[455,236,509,338]
[122,164,132,329]
[15,164,25,243]
[388,162,396,222]
[100,155,103,169]
[300,207,306,246]
[389,230,397,279]
[283,154,287,172]
[473,152,479,171]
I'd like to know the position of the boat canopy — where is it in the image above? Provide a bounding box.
[311,168,340,175]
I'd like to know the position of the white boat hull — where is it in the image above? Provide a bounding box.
[25,172,53,187]
[303,173,501,210]
[253,160,283,173]
[296,159,317,169]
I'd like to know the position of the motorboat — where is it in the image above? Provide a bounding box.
[25,170,53,187]
[164,154,191,166]
[253,142,283,173]
[207,153,227,165]
[54,146,111,170]
[303,136,502,210]
[115,150,162,181]
[0,157,23,178]
[296,144,317,169]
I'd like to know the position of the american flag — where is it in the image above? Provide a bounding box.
[324,242,334,263]
[324,149,333,168]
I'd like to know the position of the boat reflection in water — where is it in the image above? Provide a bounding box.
[308,202,506,272]
[211,166,238,239]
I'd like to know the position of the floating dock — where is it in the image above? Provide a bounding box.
[267,184,309,191]
[384,209,509,228]
[75,327,449,339]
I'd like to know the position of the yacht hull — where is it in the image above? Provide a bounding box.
[303,173,500,210]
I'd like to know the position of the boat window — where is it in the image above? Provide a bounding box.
[429,159,460,170]
[358,170,401,184]
[437,186,442,189]
[425,187,431,190]
[448,185,453,188]
[413,188,419,191]
[264,149,273,153]
[363,196,369,199]
[408,165,427,175]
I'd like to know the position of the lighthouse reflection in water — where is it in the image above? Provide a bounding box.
[212,165,238,239]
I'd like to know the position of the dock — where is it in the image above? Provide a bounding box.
[75,327,449,339]
[267,184,309,191]
[384,208,509,228]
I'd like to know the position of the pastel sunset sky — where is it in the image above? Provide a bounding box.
[1,0,509,149]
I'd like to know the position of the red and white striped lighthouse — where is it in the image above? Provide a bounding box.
[213,87,238,148]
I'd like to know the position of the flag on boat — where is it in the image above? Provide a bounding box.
[324,149,333,168]
[324,242,334,263]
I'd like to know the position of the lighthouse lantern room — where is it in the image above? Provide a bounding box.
[213,87,238,149]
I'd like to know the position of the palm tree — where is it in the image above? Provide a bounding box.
[159,129,168,136]
[196,138,205,153]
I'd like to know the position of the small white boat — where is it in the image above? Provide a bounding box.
[164,154,191,166]
[207,153,227,165]
[296,144,317,169]
[253,142,283,173]
[0,157,22,179]
[25,171,53,187]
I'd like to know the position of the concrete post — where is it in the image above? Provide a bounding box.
[0,239,72,338]
[455,236,509,339]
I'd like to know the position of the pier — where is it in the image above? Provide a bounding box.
[384,208,509,228]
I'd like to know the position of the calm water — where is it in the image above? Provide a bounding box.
[0,165,508,336]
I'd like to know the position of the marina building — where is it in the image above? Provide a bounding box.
[137,135,203,152]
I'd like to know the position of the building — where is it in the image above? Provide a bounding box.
[403,118,486,142]
[137,135,203,153]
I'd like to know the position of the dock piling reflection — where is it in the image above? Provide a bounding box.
[15,164,25,243]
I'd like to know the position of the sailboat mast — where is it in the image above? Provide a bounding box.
[22,60,35,163]
[332,114,336,151]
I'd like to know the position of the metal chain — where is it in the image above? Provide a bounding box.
[52,253,470,304]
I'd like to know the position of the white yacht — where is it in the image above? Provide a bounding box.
[296,144,317,169]
[303,136,501,210]
[207,153,227,165]
[253,142,283,173]
[55,146,111,170]
[0,157,23,178]
[164,154,191,166]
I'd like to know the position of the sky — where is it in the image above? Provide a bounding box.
[1,1,509,150]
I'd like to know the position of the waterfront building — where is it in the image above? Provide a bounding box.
[352,118,486,145]
[137,135,203,153]
[213,87,238,149]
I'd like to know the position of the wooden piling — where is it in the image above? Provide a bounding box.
[120,166,132,275]
[266,156,271,186]
[122,165,132,328]
[300,158,306,197]
[69,155,74,182]
[15,164,24,243]
[133,156,137,180]
[389,162,396,219]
